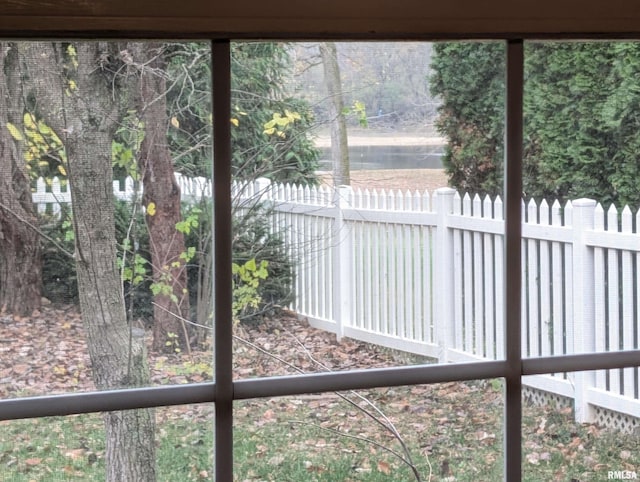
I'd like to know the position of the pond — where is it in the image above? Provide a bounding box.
[317,144,444,171]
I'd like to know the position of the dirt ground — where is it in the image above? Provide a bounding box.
[318,168,450,193]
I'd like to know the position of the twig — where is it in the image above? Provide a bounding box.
[289,420,415,469]
[0,200,75,259]
[151,302,212,330]
[282,326,421,477]
[148,306,427,480]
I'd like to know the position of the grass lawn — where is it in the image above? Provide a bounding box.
[0,307,637,480]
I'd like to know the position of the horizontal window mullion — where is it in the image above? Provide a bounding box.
[0,383,215,421]
[234,360,508,400]
[523,350,640,376]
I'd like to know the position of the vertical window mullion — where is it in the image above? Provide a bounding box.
[212,39,234,482]
[504,39,524,482]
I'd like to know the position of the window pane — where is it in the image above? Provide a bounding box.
[0,40,213,398]
[235,381,503,480]
[521,40,640,429]
[231,41,506,378]
[0,38,214,482]
[157,405,214,480]
[0,405,213,480]
[0,414,105,480]
[522,375,640,481]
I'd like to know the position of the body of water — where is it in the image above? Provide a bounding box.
[318,144,444,171]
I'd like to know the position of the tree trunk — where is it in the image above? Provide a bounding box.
[0,42,42,315]
[320,42,350,186]
[129,42,191,353]
[21,41,156,482]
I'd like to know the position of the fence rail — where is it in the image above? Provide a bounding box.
[33,174,640,430]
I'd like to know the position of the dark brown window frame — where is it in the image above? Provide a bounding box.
[0,31,638,481]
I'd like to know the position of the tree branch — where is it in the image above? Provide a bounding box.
[0,200,75,259]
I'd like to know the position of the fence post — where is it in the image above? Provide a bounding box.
[570,198,597,423]
[434,188,456,362]
[332,185,353,341]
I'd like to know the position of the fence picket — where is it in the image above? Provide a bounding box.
[539,199,551,358]
[402,191,413,340]
[564,201,575,357]
[494,196,505,360]
[527,199,540,358]
[452,192,464,352]
[483,195,495,360]
[389,190,398,336]
[462,193,473,352]
[363,190,374,333]
[417,191,430,342]
[607,204,621,395]
[621,206,634,397]
[593,203,608,390]
[473,194,484,357]
[551,200,564,361]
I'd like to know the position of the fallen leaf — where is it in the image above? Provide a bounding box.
[377,460,391,474]
[267,455,284,466]
[526,452,540,465]
[64,448,86,460]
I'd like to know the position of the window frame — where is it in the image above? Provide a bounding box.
[0,31,638,482]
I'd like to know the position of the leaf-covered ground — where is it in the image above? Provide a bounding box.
[0,305,638,481]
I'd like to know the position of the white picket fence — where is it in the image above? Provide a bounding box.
[33,174,640,430]
[234,178,640,431]
[31,173,211,216]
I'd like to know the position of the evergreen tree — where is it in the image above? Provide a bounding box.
[430,41,640,208]
[429,42,505,196]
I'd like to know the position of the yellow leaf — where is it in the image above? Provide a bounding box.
[37,121,52,135]
[230,118,239,127]
[285,109,301,121]
[23,113,36,129]
[170,116,180,128]
[58,165,67,176]
[147,202,156,216]
[6,122,23,141]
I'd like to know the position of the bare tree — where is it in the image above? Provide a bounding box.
[128,42,192,353]
[21,41,156,481]
[320,42,350,186]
